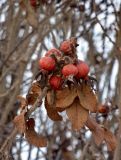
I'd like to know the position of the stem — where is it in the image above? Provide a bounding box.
[26,86,48,119]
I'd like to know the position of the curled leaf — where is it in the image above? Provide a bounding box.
[66,98,89,130]
[26,93,38,105]
[104,128,117,151]
[86,117,116,149]
[17,95,27,110]
[25,128,47,147]
[86,117,104,145]
[26,82,42,105]
[85,116,97,131]
[45,97,63,121]
[46,90,55,105]
[30,82,41,95]
[55,86,77,108]
[77,83,98,112]
[92,126,104,146]
[55,107,65,112]
[13,112,26,134]
[26,118,35,129]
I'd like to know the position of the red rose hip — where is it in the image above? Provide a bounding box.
[62,64,78,76]
[45,48,61,57]
[49,76,62,90]
[39,57,56,71]
[76,60,89,78]
[98,105,109,114]
[60,40,72,54]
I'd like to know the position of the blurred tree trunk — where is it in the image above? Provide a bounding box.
[113,18,121,160]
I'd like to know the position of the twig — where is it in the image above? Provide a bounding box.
[96,17,117,48]
[0,128,18,154]
[0,80,19,97]
[80,141,90,160]
[25,86,48,119]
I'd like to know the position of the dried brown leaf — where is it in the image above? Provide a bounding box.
[77,83,98,112]
[26,118,35,129]
[85,117,97,131]
[47,90,64,112]
[56,107,65,112]
[13,112,26,134]
[26,93,38,105]
[17,95,27,110]
[92,127,104,146]
[86,117,104,145]
[66,98,89,130]
[55,86,77,108]
[26,82,42,105]
[31,82,41,95]
[46,90,55,105]
[86,118,116,149]
[104,128,117,151]
[45,97,63,121]
[25,128,47,147]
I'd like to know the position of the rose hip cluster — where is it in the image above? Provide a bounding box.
[14,38,116,150]
[39,38,90,90]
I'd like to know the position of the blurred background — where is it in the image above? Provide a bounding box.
[0,0,121,159]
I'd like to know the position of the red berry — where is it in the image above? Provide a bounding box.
[49,76,62,90]
[30,0,36,7]
[45,48,61,57]
[98,105,109,114]
[62,64,78,77]
[39,57,56,71]
[60,40,72,54]
[76,60,89,78]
